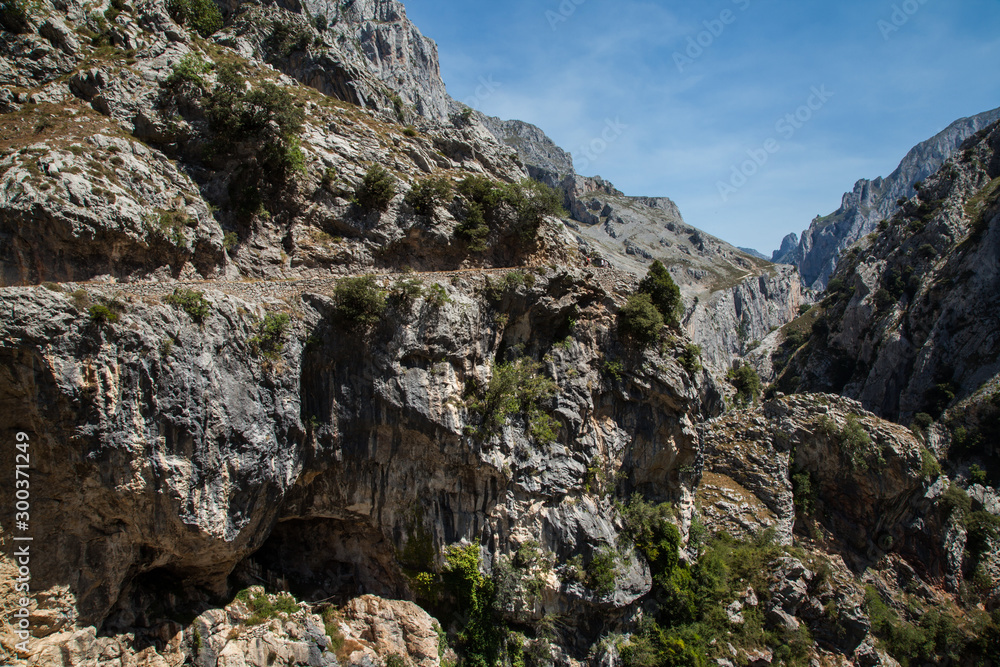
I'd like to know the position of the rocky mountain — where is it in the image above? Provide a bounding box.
[0,0,998,666]
[774,120,1000,423]
[774,106,1000,290]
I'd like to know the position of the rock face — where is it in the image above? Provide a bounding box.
[1,0,998,666]
[477,113,575,188]
[774,106,1000,290]
[0,266,718,661]
[783,120,1000,423]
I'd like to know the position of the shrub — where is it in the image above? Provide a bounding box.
[792,471,816,516]
[354,165,397,213]
[164,288,210,323]
[940,483,971,519]
[238,588,300,625]
[313,13,327,32]
[207,64,305,176]
[167,0,223,38]
[451,107,473,127]
[88,303,119,325]
[455,176,563,245]
[426,283,452,308]
[588,547,619,597]
[678,344,701,375]
[71,289,91,310]
[727,364,761,407]
[911,412,933,432]
[164,53,211,92]
[467,357,559,444]
[638,260,682,325]
[620,496,680,574]
[402,125,418,137]
[969,463,988,486]
[618,293,664,346]
[249,313,291,360]
[223,232,238,250]
[405,176,453,217]
[841,414,877,470]
[443,544,503,667]
[333,276,387,329]
[391,278,424,306]
[919,448,941,480]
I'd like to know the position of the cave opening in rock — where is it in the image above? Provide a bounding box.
[240,517,410,605]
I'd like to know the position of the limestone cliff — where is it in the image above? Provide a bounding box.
[0,0,997,666]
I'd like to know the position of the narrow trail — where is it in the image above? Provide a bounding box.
[18,265,638,303]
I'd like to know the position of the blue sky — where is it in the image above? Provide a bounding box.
[401,0,1000,254]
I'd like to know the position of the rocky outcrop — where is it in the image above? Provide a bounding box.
[774,106,1000,290]
[0,0,554,284]
[477,114,575,188]
[0,266,717,656]
[698,395,925,550]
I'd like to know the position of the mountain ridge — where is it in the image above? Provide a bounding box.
[773,106,1000,289]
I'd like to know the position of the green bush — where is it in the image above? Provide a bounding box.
[864,586,998,666]
[238,588,300,625]
[588,547,619,597]
[841,414,877,470]
[940,483,971,519]
[88,303,120,325]
[919,448,941,480]
[727,365,761,407]
[969,463,988,486]
[164,53,211,92]
[467,357,559,444]
[792,471,816,516]
[164,288,210,323]
[354,165,397,213]
[455,176,563,246]
[167,0,223,38]
[332,276,387,329]
[405,176,453,217]
[426,283,452,308]
[678,344,702,375]
[639,260,682,326]
[618,293,664,346]
[202,65,306,207]
[621,496,680,574]
[249,313,291,360]
[443,545,503,667]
